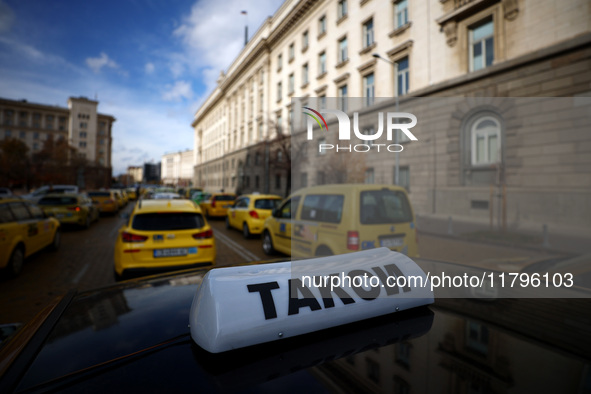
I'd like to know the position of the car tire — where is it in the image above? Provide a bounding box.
[315,246,333,257]
[225,216,231,230]
[7,247,24,277]
[262,231,276,255]
[49,230,60,251]
[243,223,251,239]
[114,269,124,282]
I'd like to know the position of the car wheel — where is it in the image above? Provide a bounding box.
[262,231,276,255]
[315,246,333,257]
[243,223,251,239]
[7,247,24,277]
[49,230,60,251]
[225,216,231,230]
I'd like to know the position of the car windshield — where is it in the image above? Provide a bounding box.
[254,198,281,210]
[88,192,110,197]
[132,212,205,231]
[360,190,413,224]
[214,195,235,201]
[38,197,78,205]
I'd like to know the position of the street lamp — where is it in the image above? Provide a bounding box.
[372,53,401,186]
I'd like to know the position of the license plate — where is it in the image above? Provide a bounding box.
[380,237,404,248]
[153,247,197,258]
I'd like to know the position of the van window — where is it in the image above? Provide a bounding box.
[360,190,413,224]
[301,194,344,223]
[132,213,205,231]
[277,196,300,219]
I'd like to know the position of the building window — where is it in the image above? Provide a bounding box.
[276,114,283,134]
[277,82,282,101]
[365,168,374,184]
[80,122,87,128]
[258,123,263,141]
[469,18,494,72]
[466,321,489,356]
[19,131,25,139]
[318,15,327,36]
[277,150,283,162]
[338,36,348,63]
[301,172,308,187]
[288,73,295,94]
[366,358,380,384]
[396,57,409,96]
[395,0,408,28]
[319,95,327,110]
[362,126,376,146]
[288,43,295,61]
[318,51,327,75]
[33,142,38,150]
[338,0,348,19]
[255,175,260,188]
[5,130,12,138]
[316,171,325,185]
[395,342,411,368]
[277,53,283,71]
[33,132,39,139]
[100,139,105,145]
[275,174,281,189]
[80,132,87,138]
[363,73,375,107]
[396,166,410,191]
[338,84,348,112]
[471,116,500,165]
[302,30,309,50]
[363,18,374,48]
[302,63,309,85]
[318,137,327,155]
[79,141,87,148]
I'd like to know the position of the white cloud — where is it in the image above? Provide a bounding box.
[173,0,282,91]
[145,62,155,74]
[86,52,120,74]
[162,80,193,102]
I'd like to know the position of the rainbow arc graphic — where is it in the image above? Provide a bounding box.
[303,107,328,132]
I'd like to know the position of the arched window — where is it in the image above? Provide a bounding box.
[471,116,500,166]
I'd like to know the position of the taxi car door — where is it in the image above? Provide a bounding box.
[273,197,300,254]
[24,202,53,247]
[0,203,18,267]
[8,202,43,256]
[234,197,249,227]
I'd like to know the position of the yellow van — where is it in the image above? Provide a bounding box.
[262,184,418,258]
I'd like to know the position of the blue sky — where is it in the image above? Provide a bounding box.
[0,0,283,175]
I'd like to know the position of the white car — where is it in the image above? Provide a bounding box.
[0,187,13,198]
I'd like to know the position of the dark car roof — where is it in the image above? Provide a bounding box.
[2,264,590,393]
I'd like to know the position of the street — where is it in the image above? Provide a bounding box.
[0,202,566,327]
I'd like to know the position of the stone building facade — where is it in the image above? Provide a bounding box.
[192,0,591,230]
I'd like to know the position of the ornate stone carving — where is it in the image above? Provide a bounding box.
[503,0,519,20]
[444,21,458,47]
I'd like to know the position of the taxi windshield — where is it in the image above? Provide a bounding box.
[132,212,205,231]
[38,197,78,205]
[213,195,235,201]
[360,190,413,224]
[254,199,281,210]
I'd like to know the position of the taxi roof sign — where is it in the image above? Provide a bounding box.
[189,248,434,353]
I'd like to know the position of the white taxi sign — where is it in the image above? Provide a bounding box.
[189,248,433,353]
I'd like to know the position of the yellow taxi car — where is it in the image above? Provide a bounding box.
[126,188,138,201]
[111,189,125,209]
[199,193,236,219]
[88,190,119,214]
[38,193,99,229]
[226,194,282,238]
[262,184,418,258]
[114,199,216,280]
[0,198,60,277]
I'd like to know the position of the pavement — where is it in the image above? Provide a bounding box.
[416,213,591,256]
